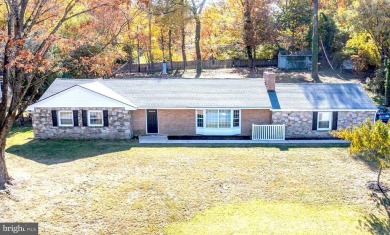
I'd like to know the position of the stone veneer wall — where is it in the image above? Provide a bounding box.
[33,107,132,139]
[272,111,376,138]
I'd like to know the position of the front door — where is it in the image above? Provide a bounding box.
[147,109,158,133]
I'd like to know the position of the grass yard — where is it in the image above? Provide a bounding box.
[1,127,390,234]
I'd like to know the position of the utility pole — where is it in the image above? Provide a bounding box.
[311,0,319,81]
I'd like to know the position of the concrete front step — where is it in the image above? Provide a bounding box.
[139,135,168,143]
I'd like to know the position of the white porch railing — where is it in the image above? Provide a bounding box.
[252,124,286,140]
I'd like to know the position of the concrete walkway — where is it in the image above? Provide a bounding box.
[138,135,350,145]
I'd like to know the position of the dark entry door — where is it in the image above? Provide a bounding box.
[147,109,158,133]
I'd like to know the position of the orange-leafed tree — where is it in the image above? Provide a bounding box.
[240,0,276,69]
[0,0,124,187]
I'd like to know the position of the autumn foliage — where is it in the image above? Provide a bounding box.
[333,120,390,192]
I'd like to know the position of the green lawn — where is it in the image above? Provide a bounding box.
[1,127,389,234]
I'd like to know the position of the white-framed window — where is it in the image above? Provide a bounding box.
[197,109,240,129]
[58,111,73,127]
[206,110,219,128]
[0,81,3,90]
[197,110,204,127]
[317,112,332,130]
[219,110,231,128]
[88,110,103,126]
[233,110,240,127]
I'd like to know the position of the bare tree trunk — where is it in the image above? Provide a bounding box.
[311,0,319,81]
[195,15,202,76]
[148,10,154,72]
[0,18,13,186]
[168,29,173,70]
[0,123,11,187]
[385,58,390,106]
[243,0,254,70]
[378,165,383,189]
[160,27,165,60]
[181,25,187,71]
[128,45,133,73]
[246,46,253,69]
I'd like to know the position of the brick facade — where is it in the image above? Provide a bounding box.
[131,109,146,136]
[131,109,196,136]
[32,107,132,139]
[241,109,272,136]
[131,109,270,136]
[158,109,196,136]
[272,111,376,138]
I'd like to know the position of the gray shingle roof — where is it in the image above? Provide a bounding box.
[39,78,376,110]
[269,83,376,110]
[41,78,272,109]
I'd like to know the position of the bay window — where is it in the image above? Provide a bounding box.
[218,110,231,128]
[197,109,240,130]
[206,110,219,128]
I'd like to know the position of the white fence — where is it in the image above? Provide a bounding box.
[252,124,286,141]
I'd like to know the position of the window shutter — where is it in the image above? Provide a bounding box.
[82,110,88,126]
[52,110,58,127]
[73,110,79,127]
[103,110,109,127]
[312,112,318,130]
[332,112,338,130]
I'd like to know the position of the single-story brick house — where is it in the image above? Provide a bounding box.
[27,72,377,139]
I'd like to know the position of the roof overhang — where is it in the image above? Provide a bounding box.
[271,109,377,112]
[27,86,137,111]
[135,107,272,110]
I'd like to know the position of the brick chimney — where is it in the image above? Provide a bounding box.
[264,71,276,92]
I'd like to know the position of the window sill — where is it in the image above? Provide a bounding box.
[196,127,241,135]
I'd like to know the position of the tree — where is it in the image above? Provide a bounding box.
[240,0,276,69]
[277,0,312,50]
[333,120,390,193]
[0,0,118,186]
[311,0,319,81]
[153,0,190,70]
[351,0,390,66]
[347,0,390,104]
[189,0,207,76]
[386,58,390,106]
[180,0,189,70]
